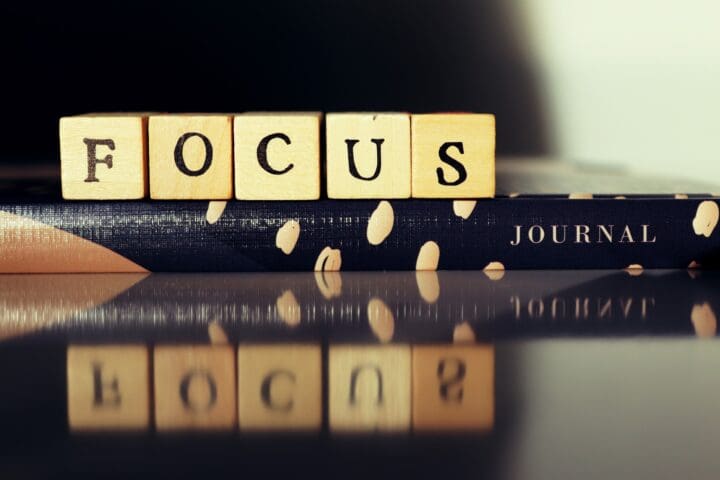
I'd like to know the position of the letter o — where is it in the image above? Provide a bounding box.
[174,132,213,176]
[179,369,218,412]
[528,225,546,244]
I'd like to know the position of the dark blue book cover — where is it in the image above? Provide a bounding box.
[0,160,718,272]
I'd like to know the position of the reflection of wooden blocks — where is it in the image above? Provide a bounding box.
[326,113,411,199]
[411,114,495,198]
[412,344,494,431]
[154,345,236,431]
[234,113,321,200]
[328,345,411,432]
[67,345,150,431]
[60,114,148,199]
[149,115,233,199]
[237,344,322,431]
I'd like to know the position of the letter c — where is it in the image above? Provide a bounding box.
[257,133,294,175]
[260,369,296,411]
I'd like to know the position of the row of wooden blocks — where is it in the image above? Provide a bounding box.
[67,343,494,432]
[59,113,495,200]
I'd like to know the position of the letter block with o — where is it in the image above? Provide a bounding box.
[412,344,494,431]
[237,344,322,430]
[325,113,411,199]
[411,114,495,198]
[66,345,150,431]
[234,113,322,200]
[149,115,233,199]
[328,345,411,432]
[59,114,148,199]
[153,345,236,431]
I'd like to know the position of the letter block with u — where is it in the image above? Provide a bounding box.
[234,113,322,200]
[153,345,236,431]
[66,345,150,431]
[411,114,495,198]
[60,114,148,199]
[412,344,494,431]
[325,113,411,199]
[328,345,411,432]
[237,344,322,430]
[149,115,233,199]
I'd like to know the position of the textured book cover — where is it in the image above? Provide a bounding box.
[0,159,718,272]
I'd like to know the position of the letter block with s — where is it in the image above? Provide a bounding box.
[234,113,322,200]
[412,344,494,431]
[149,115,233,199]
[66,345,150,431]
[237,344,322,431]
[60,114,148,199]
[153,345,236,431]
[411,114,495,198]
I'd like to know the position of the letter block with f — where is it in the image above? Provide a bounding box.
[66,345,150,431]
[60,114,148,199]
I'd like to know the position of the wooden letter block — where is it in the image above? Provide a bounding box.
[154,345,236,431]
[149,115,233,199]
[326,113,410,199]
[60,114,147,199]
[234,113,321,200]
[412,344,494,431]
[237,344,322,431]
[328,345,411,432]
[67,345,150,431]
[411,114,495,198]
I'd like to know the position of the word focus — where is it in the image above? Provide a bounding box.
[67,343,494,432]
[59,113,495,200]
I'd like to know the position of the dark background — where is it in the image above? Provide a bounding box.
[0,0,547,166]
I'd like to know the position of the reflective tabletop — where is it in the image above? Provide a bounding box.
[1,270,718,479]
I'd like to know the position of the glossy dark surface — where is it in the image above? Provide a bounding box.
[1,270,718,479]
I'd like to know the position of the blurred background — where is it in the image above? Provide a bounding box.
[0,0,718,183]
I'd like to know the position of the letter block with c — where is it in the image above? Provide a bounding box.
[234,113,322,200]
[66,345,150,431]
[237,344,322,431]
[412,344,494,431]
[411,113,495,198]
[153,345,236,431]
[149,115,233,199]
[60,114,148,199]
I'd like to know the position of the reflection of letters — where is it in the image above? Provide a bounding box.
[261,369,296,411]
[437,357,466,403]
[92,362,122,407]
[349,364,384,405]
[179,369,218,412]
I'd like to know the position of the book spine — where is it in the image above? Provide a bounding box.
[0,198,718,272]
